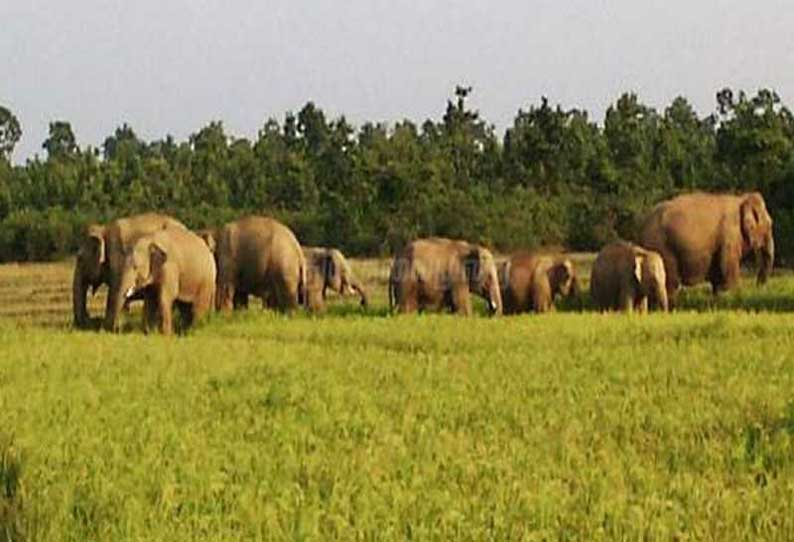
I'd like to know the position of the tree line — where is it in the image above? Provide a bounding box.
[1,86,793,263]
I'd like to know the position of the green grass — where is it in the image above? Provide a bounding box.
[2,264,794,540]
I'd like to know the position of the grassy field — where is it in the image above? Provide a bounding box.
[2,258,794,541]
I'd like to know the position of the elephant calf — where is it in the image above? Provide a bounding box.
[389,237,502,316]
[590,241,668,313]
[303,246,368,311]
[499,253,578,314]
[119,227,216,335]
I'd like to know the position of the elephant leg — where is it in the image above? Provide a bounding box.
[218,282,235,312]
[158,296,174,336]
[103,278,124,332]
[142,292,159,334]
[233,291,249,310]
[307,288,325,313]
[72,267,90,328]
[714,244,741,294]
[634,296,649,314]
[177,302,194,332]
[282,274,300,312]
[193,286,213,324]
[618,285,634,313]
[397,281,417,314]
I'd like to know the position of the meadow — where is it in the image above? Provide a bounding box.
[2,258,794,541]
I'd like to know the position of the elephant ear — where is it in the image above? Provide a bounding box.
[549,261,572,293]
[148,242,168,277]
[739,194,760,248]
[463,248,482,288]
[88,233,105,265]
[81,225,106,264]
[323,251,339,290]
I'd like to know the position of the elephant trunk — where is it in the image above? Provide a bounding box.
[655,281,669,312]
[351,280,369,308]
[487,272,503,316]
[106,268,133,332]
[72,261,89,328]
[757,234,774,285]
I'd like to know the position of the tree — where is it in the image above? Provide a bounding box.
[504,97,610,192]
[42,121,78,159]
[655,96,716,190]
[102,123,144,161]
[715,88,794,192]
[0,106,21,161]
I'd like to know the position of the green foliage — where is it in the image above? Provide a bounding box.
[3,87,794,262]
[0,107,22,161]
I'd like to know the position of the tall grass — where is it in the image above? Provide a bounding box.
[2,261,794,539]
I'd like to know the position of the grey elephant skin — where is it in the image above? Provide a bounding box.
[590,241,668,313]
[119,227,216,335]
[640,192,774,302]
[303,246,368,311]
[72,213,185,330]
[499,253,578,314]
[389,237,502,316]
[200,216,307,312]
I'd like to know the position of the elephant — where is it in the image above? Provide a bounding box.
[72,213,185,330]
[388,237,502,316]
[498,253,579,314]
[640,192,774,303]
[119,226,216,335]
[199,216,307,312]
[303,246,368,311]
[590,241,669,313]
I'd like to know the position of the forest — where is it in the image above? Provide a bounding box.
[1,86,793,263]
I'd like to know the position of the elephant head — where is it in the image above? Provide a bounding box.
[119,238,168,302]
[634,250,669,311]
[323,249,368,307]
[72,224,107,327]
[465,246,502,315]
[740,192,774,284]
[549,259,578,298]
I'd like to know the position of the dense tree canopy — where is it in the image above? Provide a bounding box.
[1,87,793,263]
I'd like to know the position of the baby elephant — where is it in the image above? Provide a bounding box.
[119,227,217,335]
[500,253,579,314]
[590,241,668,313]
[303,246,368,312]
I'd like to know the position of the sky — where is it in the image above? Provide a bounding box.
[3,0,794,162]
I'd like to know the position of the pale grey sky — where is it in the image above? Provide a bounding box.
[3,0,794,161]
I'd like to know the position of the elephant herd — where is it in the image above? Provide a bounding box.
[72,191,775,333]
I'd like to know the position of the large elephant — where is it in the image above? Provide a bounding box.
[200,216,306,312]
[590,241,668,313]
[499,253,578,314]
[72,213,185,330]
[303,246,368,311]
[640,192,774,302]
[388,237,502,316]
[119,227,216,335]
